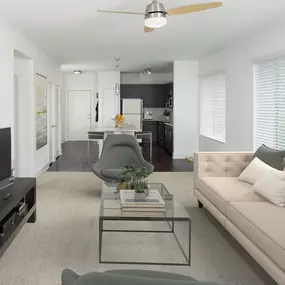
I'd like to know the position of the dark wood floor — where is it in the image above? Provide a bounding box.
[48,141,193,172]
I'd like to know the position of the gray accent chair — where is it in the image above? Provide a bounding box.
[62,269,228,285]
[92,134,154,183]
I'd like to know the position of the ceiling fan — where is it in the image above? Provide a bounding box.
[97,1,223,33]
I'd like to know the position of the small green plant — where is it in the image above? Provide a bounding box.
[133,167,149,193]
[118,164,136,183]
[117,165,149,193]
[163,109,170,117]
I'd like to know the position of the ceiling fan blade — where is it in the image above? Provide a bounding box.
[167,2,223,16]
[144,26,154,33]
[97,10,145,16]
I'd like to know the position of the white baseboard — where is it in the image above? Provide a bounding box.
[35,162,50,178]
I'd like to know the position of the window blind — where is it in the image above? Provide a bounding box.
[255,56,285,150]
[200,73,226,143]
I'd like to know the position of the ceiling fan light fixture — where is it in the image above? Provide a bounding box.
[145,1,167,28]
[145,13,167,28]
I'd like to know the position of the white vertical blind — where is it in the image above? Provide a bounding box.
[255,56,285,150]
[200,73,226,143]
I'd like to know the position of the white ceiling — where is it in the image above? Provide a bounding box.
[1,0,285,72]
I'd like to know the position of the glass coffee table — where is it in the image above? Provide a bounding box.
[99,183,191,266]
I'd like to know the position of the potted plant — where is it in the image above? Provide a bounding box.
[117,165,149,198]
[117,165,136,191]
[132,167,149,199]
[163,109,170,121]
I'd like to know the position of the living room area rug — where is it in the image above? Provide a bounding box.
[0,172,276,285]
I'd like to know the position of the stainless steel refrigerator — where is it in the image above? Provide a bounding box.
[121,99,143,131]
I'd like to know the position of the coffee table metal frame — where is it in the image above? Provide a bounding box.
[99,183,191,266]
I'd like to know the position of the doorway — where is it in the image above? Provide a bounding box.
[49,83,62,163]
[68,90,91,141]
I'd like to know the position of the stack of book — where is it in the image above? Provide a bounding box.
[120,190,166,212]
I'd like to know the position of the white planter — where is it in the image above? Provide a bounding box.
[134,192,147,200]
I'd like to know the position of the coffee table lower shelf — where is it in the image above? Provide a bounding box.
[98,217,191,266]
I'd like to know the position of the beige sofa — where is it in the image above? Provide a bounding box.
[194,152,285,285]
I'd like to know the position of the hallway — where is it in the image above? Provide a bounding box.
[48,141,193,172]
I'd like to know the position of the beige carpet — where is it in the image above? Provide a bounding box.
[0,172,276,285]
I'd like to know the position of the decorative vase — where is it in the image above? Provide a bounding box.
[115,114,125,128]
[117,181,129,192]
[134,177,149,200]
[115,120,121,128]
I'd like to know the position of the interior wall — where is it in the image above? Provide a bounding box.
[199,22,285,152]
[121,73,173,84]
[173,61,199,159]
[63,72,98,141]
[0,17,61,177]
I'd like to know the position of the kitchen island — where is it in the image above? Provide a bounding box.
[89,124,139,156]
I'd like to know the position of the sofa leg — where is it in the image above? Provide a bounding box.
[198,200,203,209]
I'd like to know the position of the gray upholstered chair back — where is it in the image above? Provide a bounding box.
[62,269,227,285]
[92,134,154,182]
[99,134,146,168]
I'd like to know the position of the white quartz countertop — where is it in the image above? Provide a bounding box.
[89,124,139,132]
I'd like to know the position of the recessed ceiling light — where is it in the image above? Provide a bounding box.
[73,70,82,75]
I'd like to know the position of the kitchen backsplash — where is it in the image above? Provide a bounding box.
[144,108,173,122]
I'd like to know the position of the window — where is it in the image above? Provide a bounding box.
[200,73,226,143]
[255,56,285,150]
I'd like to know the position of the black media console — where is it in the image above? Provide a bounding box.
[0,178,36,257]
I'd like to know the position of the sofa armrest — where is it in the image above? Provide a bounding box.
[194,152,254,182]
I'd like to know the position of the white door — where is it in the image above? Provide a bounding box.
[49,84,62,162]
[48,82,55,162]
[102,89,118,126]
[68,90,91,140]
[55,86,61,156]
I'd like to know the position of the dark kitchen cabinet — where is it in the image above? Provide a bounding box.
[164,82,173,108]
[164,124,173,155]
[158,122,165,148]
[143,121,158,143]
[121,84,169,108]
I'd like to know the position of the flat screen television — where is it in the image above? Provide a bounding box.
[0,128,11,183]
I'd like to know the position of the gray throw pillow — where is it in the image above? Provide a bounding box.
[253,145,285,170]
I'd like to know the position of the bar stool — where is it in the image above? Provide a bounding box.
[87,131,104,163]
[135,131,152,163]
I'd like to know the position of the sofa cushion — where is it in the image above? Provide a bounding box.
[227,202,285,271]
[253,171,285,207]
[238,157,285,185]
[198,177,266,215]
[253,144,285,170]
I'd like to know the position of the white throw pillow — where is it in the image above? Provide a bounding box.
[253,172,285,207]
[239,157,285,185]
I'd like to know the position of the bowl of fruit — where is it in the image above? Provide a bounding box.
[115,114,125,128]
